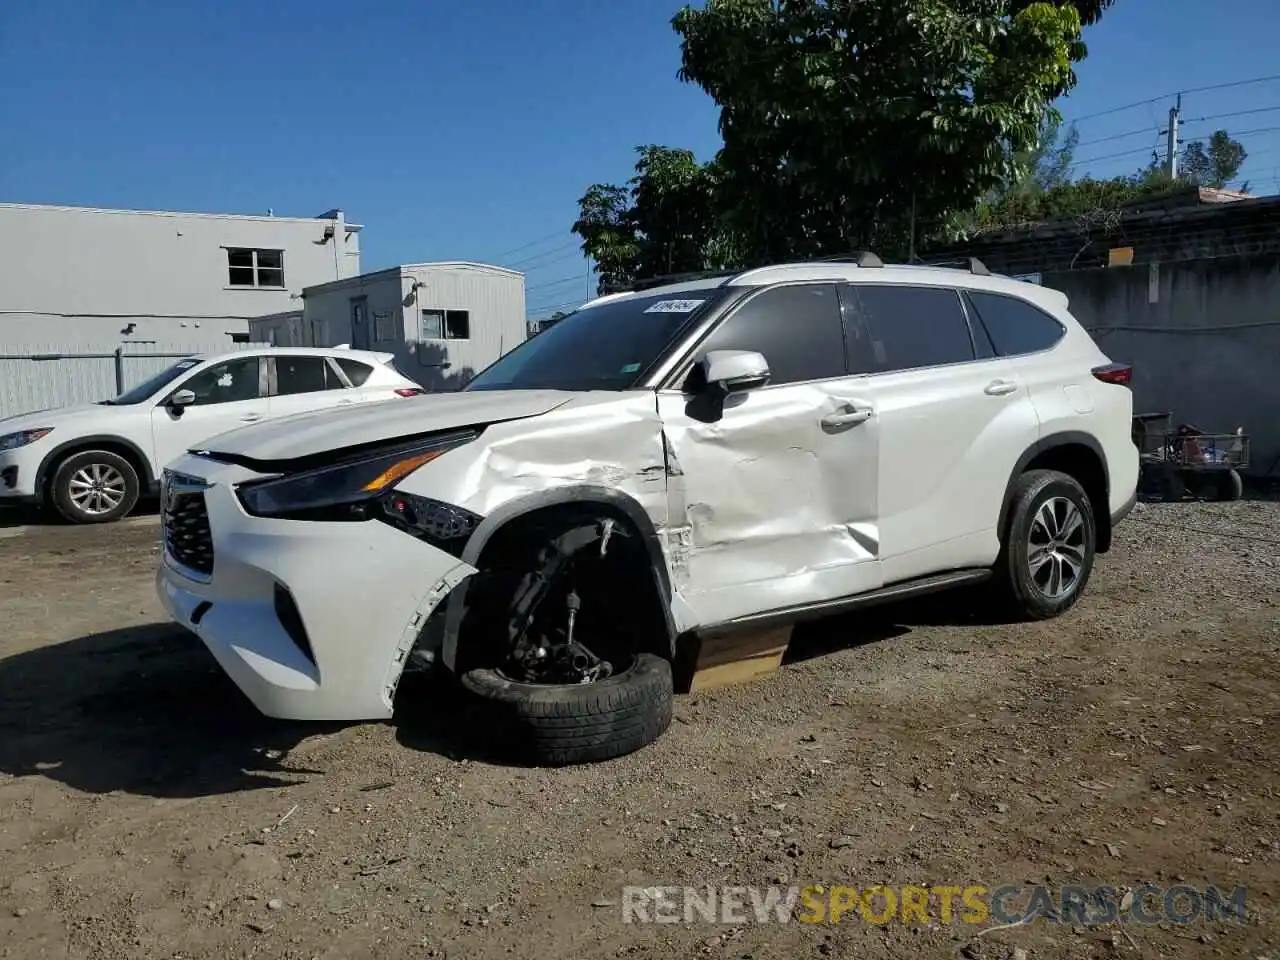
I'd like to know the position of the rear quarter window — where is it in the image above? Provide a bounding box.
[336,357,374,386]
[965,291,1066,356]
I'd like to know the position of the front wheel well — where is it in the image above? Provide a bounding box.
[452,502,674,675]
[40,440,153,502]
[1015,441,1112,552]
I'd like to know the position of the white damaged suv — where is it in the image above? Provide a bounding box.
[156,256,1140,764]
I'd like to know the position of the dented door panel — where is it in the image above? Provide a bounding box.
[657,381,882,628]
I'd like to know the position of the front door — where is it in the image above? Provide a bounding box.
[350,297,370,349]
[656,282,882,628]
[151,355,269,470]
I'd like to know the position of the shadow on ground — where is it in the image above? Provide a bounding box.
[0,586,1024,791]
[0,623,342,798]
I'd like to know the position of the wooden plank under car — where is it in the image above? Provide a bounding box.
[688,624,793,692]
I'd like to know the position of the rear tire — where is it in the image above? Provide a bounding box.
[50,450,140,524]
[1218,469,1244,502]
[994,469,1096,620]
[460,653,674,766]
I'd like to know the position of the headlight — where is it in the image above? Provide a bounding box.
[0,428,53,451]
[236,432,476,521]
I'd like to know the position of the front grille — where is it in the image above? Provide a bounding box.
[164,491,214,575]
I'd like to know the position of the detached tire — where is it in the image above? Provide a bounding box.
[994,468,1096,621]
[50,449,140,524]
[460,654,674,766]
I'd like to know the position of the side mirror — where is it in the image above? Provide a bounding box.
[168,389,196,413]
[700,349,771,394]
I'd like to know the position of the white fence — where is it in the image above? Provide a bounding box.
[0,341,265,420]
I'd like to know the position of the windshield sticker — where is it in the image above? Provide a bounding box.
[176,359,199,369]
[619,362,641,374]
[643,299,706,314]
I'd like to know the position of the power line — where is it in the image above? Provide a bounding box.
[488,230,570,262]
[525,274,583,295]
[1062,72,1280,125]
[505,241,580,270]
[1070,124,1280,171]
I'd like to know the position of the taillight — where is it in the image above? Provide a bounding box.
[1091,363,1132,386]
[394,387,426,397]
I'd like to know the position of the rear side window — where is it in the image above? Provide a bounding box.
[336,357,374,386]
[275,356,341,395]
[844,285,974,373]
[693,283,846,386]
[965,291,1066,356]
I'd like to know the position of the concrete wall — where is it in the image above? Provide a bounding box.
[299,263,526,390]
[0,203,361,346]
[1045,255,1280,477]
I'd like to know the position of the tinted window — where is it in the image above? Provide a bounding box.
[111,357,201,405]
[845,285,974,373]
[966,291,1066,356]
[178,357,262,405]
[336,357,374,386]
[693,283,845,386]
[466,287,733,392]
[276,356,339,395]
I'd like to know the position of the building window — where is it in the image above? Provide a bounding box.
[227,248,285,288]
[421,308,470,340]
[373,310,396,341]
[228,332,251,344]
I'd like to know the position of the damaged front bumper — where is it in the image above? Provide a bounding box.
[155,454,476,722]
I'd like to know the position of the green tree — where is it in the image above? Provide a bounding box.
[670,0,1106,263]
[573,146,725,294]
[1181,130,1247,189]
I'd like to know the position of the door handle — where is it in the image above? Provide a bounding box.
[239,413,263,422]
[337,399,355,405]
[984,380,1018,397]
[821,409,872,428]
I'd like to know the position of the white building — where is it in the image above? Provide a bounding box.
[249,262,526,391]
[0,202,362,347]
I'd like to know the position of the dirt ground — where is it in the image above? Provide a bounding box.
[0,499,1277,960]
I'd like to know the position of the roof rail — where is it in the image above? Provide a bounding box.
[816,251,884,268]
[919,256,992,276]
[629,269,739,292]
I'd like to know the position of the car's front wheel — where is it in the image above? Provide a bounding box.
[50,450,140,524]
[995,468,1096,620]
[460,654,674,766]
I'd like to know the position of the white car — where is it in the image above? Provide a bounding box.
[156,256,1140,764]
[0,346,424,523]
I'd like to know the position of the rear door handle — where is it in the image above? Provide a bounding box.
[984,380,1018,397]
[821,409,872,428]
[239,413,263,422]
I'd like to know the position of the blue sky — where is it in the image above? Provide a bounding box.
[2,0,1278,318]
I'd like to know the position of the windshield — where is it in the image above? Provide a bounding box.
[467,287,731,392]
[102,357,202,405]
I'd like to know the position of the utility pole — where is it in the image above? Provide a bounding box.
[1164,94,1182,178]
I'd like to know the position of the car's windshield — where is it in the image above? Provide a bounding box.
[101,357,203,405]
[466,287,731,392]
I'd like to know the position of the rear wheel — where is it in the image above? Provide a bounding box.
[50,450,140,524]
[994,469,1096,620]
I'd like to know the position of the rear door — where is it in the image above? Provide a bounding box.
[266,354,356,419]
[150,356,269,469]
[656,282,882,627]
[839,282,1039,583]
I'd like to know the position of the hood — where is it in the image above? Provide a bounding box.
[0,403,123,431]
[195,389,578,462]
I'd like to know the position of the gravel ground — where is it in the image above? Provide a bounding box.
[0,499,1277,960]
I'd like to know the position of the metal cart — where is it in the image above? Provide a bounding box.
[1132,412,1250,501]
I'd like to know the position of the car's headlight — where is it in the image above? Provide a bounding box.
[236,432,477,521]
[0,428,53,451]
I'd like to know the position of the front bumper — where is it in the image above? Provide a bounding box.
[155,454,476,722]
[0,446,44,501]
